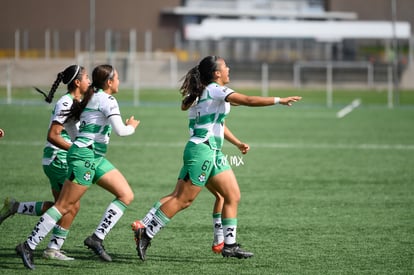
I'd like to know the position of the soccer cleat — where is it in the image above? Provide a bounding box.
[84,235,112,262]
[15,242,35,270]
[43,248,75,261]
[134,227,151,261]
[212,242,224,254]
[131,220,145,231]
[0,197,19,225]
[222,244,254,259]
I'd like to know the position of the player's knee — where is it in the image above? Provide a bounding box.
[224,193,240,205]
[72,201,81,213]
[178,197,195,210]
[235,192,241,203]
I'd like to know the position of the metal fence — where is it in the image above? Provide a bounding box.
[1,29,412,65]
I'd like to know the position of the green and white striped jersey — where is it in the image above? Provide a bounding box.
[73,89,120,156]
[42,93,79,165]
[188,82,234,150]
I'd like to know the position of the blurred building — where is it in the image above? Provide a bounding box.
[1,0,413,88]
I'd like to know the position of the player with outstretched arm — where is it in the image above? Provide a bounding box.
[133,55,301,260]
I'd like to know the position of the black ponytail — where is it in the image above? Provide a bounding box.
[180,56,220,108]
[35,65,82,104]
[65,86,94,122]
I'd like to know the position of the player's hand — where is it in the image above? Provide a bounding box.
[237,142,250,154]
[280,96,302,106]
[126,116,140,129]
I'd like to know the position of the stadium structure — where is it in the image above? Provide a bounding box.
[1,0,413,89]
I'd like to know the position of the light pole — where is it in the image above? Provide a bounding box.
[391,0,399,105]
[90,0,95,69]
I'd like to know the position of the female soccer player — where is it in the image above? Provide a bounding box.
[16,64,140,270]
[1,65,90,260]
[133,56,301,261]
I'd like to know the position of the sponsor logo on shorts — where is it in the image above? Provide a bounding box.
[198,172,206,182]
[83,171,91,181]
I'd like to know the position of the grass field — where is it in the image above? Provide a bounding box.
[0,88,413,274]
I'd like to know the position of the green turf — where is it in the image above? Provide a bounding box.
[0,89,413,274]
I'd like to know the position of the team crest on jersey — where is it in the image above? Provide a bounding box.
[198,172,206,183]
[83,171,91,181]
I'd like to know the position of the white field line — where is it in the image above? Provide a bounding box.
[2,141,414,150]
[336,98,361,118]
